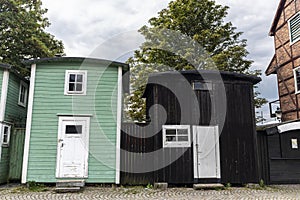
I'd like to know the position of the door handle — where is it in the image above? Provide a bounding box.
[58,139,63,142]
[61,143,64,148]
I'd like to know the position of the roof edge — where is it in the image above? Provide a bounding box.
[0,63,12,70]
[265,54,277,75]
[22,57,129,71]
[269,0,286,36]
[148,70,262,84]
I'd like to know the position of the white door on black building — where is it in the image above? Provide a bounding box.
[56,117,90,178]
[193,126,221,179]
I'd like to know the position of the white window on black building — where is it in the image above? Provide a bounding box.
[162,125,191,148]
[192,81,212,91]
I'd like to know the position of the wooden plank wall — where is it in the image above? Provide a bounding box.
[120,123,154,185]
[9,128,25,181]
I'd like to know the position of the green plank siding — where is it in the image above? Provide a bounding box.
[9,129,26,180]
[0,147,9,183]
[5,73,27,127]
[27,62,119,183]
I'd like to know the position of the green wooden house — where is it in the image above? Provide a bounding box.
[0,63,28,184]
[21,57,129,185]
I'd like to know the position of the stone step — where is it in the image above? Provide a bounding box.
[56,180,85,188]
[193,183,224,190]
[55,187,82,193]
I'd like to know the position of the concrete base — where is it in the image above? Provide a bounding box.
[154,182,168,190]
[193,183,224,190]
[55,180,85,193]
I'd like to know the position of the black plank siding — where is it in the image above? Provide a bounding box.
[121,70,260,185]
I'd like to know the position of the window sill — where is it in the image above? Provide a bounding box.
[18,102,26,108]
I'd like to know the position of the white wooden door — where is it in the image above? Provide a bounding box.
[193,126,220,179]
[56,117,90,178]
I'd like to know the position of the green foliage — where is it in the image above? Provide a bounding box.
[0,0,64,73]
[225,183,231,188]
[127,0,265,121]
[26,181,48,192]
[146,183,153,189]
[259,179,265,188]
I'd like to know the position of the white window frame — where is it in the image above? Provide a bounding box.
[64,70,87,95]
[162,125,191,148]
[288,11,300,45]
[293,66,300,94]
[1,124,11,146]
[18,80,28,107]
[192,81,213,91]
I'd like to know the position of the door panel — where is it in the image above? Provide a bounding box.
[193,126,220,179]
[56,117,90,178]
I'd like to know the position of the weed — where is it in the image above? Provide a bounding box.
[27,181,48,192]
[146,183,153,189]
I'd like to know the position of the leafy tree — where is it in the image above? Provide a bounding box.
[127,0,267,121]
[0,0,64,72]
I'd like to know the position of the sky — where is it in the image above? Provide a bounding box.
[42,0,280,122]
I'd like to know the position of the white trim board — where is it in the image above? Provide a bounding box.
[115,66,123,184]
[0,69,10,162]
[0,69,10,121]
[278,121,300,133]
[22,64,36,184]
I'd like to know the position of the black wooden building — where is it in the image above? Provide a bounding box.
[257,121,300,184]
[121,70,261,185]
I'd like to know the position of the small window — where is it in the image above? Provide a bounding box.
[289,12,300,44]
[2,125,11,146]
[18,81,28,107]
[293,67,300,93]
[163,125,191,148]
[193,81,212,91]
[291,138,298,149]
[64,70,87,95]
[65,125,82,134]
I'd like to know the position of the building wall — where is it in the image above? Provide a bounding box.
[0,148,10,183]
[0,70,28,184]
[273,0,300,121]
[127,73,259,184]
[5,73,27,127]
[0,69,3,98]
[26,62,119,183]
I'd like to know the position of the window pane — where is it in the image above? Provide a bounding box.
[69,74,76,82]
[69,83,75,91]
[3,126,9,143]
[177,129,188,135]
[77,74,83,82]
[66,125,82,134]
[178,136,188,142]
[19,85,26,104]
[193,81,212,90]
[292,139,298,149]
[76,83,83,91]
[166,129,176,136]
[166,136,176,142]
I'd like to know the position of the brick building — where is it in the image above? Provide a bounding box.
[266,0,300,122]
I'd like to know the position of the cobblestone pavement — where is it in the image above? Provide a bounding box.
[1,185,300,199]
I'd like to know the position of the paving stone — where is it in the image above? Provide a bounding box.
[0,185,300,199]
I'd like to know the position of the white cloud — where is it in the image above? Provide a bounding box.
[42,0,281,119]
